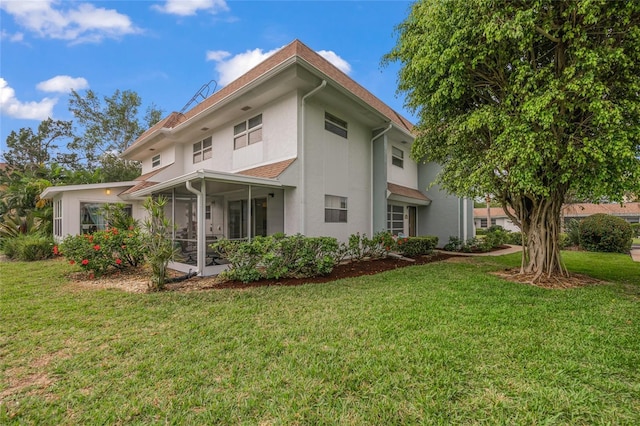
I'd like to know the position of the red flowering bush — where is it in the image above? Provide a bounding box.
[59,226,146,276]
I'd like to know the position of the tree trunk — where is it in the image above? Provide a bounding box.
[504,193,568,282]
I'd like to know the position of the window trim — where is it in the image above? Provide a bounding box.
[54,199,62,238]
[324,195,348,223]
[193,136,212,164]
[80,202,133,234]
[387,204,404,236]
[324,112,348,139]
[392,146,404,168]
[234,114,263,150]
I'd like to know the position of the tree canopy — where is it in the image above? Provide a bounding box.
[386,0,640,280]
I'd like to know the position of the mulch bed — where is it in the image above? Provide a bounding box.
[168,253,455,291]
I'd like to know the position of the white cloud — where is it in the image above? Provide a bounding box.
[153,0,229,16]
[36,76,89,93]
[0,0,141,43]
[0,29,24,42]
[206,46,353,87]
[0,78,57,120]
[206,47,282,86]
[205,50,231,62]
[317,50,352,75]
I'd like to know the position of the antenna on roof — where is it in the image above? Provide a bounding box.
[179,80,218,115]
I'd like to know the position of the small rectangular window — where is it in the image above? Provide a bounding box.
[392,147,404,168]
[193,136,212,163]
[387,204,404,235]
[325,112,348,138]
[325,195,348,223]
[234,114,262,150]
[54,199,63,237]
[152,154,161,168]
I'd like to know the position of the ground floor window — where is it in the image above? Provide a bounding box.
[480,218,497,228]
[387,204,404,236]
[54,199,63,238]
[80,202,132,234]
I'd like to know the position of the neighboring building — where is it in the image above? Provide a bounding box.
[474,203,640,233]
[562,203,640,223]
[40,40,474,276]
[473,207,520,232]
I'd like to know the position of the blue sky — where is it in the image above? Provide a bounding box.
[0,0,415,157]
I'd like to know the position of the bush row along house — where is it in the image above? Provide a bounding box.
[474,203,640,232]
[40,40,474,276]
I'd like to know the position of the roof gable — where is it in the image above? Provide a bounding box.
[126,40,413,155]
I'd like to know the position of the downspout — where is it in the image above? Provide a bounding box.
[185,178,205,276]
[463,197,468,241]
[247,185,252,241]
[370,123,393,235]
[300,80,327,235]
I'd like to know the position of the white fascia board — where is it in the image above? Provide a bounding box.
[130,169,283,198]
[40,181,138,199]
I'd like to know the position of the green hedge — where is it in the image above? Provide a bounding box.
[579,213,633,253]
[397,236,438,257]
[212,234,340,283]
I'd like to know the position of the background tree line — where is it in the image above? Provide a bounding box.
[0,89,162,236]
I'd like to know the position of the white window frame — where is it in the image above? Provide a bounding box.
[193,136,212,163]
[325,195,348,223]
[324,112,348,138]
[152,154,161,168]
[54,199,63,238]
[234,114,263,150]
[392,147,404,168]
[387,204,404,235]
[80,202,132,234]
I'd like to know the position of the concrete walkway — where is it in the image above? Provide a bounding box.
[440,245,640,262]
[437,244,522,257]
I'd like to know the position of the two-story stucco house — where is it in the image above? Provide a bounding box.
[41,40,474,276]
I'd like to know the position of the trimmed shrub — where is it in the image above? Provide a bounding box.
[481,225,508,251]
[505,231,526,246]
[2,234,53,261]
[475,228,487,236]
[564,218,581,247]
[397,236,438,257]
[579,213,633,253]
[631,223,640,238]
[212,234,341,283]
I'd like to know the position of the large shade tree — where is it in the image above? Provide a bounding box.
[386,0,640,280]
[68,89,163,180]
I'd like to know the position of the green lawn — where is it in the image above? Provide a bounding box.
[1,253,639,424]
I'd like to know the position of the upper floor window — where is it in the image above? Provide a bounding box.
[193,136,212,163]
[152,154,161,168]
[325,195,348,223]
[325,112,348,138]
[234,114,262,150]
[392,147,404,168]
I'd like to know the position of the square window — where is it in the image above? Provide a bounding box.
[325,195,348,223]
[193,136,212,163]
[234,114,262,150]
[325,112,348,138]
